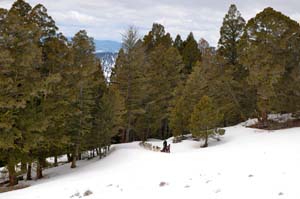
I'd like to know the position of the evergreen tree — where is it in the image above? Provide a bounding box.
[30,4,57,40]
[143,45,183,139]
[217,5,254,123]
[173,34,183,53]
[189,96,224,147]
[143,23,173,51]
[181,32,201,74]
[68,30,100,168]
[31,33,73,178]
[111,27,145,142]
[218,4,245,66]
[0,0,42,185]
[169,95,188,138]
[239,7,300,125]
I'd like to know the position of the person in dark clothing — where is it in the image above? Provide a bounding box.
[161,140,167,152]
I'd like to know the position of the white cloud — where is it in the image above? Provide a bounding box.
[53,10,100,26]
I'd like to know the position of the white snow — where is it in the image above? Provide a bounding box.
[1,123,300,199]
[268,113,295,123]
[241,113,296,127]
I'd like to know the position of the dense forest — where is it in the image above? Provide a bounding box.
[0,0,300,186]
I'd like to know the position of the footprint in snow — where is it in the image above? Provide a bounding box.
[70,192,81,198]
[83,190,93,197]
[215,189,221,193]
[159,181,169,187]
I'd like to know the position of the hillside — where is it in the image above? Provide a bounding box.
[1,123,300,199]
[95,52,117,80]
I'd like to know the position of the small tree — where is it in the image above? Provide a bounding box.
[169,96,187,139]
[189,96,224,147]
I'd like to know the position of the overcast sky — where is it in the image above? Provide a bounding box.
[1,0,300,46]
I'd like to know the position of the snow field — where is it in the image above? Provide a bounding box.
[1,123,300,199]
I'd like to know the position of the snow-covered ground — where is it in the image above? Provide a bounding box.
[2,123,300,199]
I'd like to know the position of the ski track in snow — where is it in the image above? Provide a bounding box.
[1,124,300,199]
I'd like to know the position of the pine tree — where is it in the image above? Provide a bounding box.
[143,23,173,51]
[169,95,188,138]
[218,4,245,66]
[111,27,145,142]
[143,45,183,139]
[30,32,73,178]
[0,0,42,185]
[173,34,183,53]
[217,5,254,123]
[67,30,100,168]
[189,96,224,147]
[181,32,201,74]
[30,4,57,40]
[239,7,300,125]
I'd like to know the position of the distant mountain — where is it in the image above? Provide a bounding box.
[88,40,121,80]
[95,52,118,80]
[94,40,121,53]
[67,37,121,53]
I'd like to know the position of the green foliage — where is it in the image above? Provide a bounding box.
[143,45,183,139]
[218,4,245,66]
[173,34,184,53]
[0,0,118,182]
[143,23,173,51]
[239,7,300,122]
[181,32,201,75]
[190,96,222,132]
[189,96,224,147]
[170,96,186,137]
[111,27,146,142]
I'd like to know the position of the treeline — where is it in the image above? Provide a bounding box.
[0,0,123,186]
[112,5,300,143]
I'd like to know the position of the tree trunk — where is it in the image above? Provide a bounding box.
[70,144,78,169]
[67,153,72,162]
[21,160,27,173]
[261,110,268,127]
[126,128,130,143]
[26,163,32,180]
[166,123,170,139]
[104,147,107,157]
[54,156,58,167]
[202,129,208,148]
[36,157,43,179]
[7,157,18,186]
[99,147,102,159]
